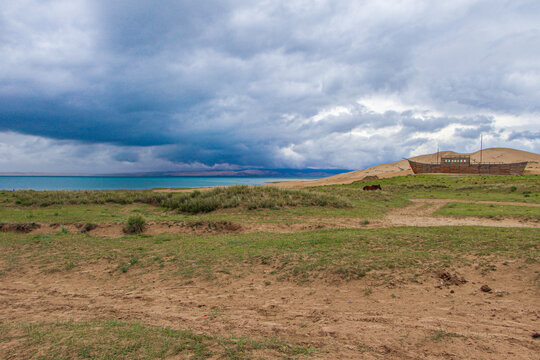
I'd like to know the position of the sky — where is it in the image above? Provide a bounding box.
[0,0,539,173]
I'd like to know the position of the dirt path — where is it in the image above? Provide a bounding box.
[1,261,539,359]
[425,199,540,207]
[380,199,540,228]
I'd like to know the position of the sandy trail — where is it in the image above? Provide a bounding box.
[381,199,540,228]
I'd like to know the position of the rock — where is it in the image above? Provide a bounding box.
[437,271,467,286]
[480,285,492,292]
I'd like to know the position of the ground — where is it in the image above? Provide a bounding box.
[0,174,539,359]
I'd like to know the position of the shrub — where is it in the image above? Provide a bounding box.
[123,215,146,234]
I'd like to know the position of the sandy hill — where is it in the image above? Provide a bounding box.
[276,148,540,188]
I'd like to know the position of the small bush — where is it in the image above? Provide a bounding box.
[123,215,146,234]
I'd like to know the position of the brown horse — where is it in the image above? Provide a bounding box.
[363,184,381,191]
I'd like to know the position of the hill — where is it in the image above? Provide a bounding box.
[275,148,540,188]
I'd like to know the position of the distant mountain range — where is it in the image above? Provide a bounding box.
[0,168,351,178]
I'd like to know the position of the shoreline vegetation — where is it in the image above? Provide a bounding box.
[1,185,352,214]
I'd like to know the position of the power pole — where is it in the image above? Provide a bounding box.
[480,134,483,164]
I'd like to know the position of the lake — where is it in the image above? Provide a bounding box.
[0,176,306,191]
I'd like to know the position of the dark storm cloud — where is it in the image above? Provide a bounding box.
[0,0,538,172]
[0,95,179,146]
[113,151,139,163]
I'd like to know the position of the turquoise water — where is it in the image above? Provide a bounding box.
[0,176,305,191]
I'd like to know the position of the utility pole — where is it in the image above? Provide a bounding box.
[480,134,483,164]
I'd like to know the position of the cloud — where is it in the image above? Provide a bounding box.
[508,130,540,141]
[112,151,139,163]
[454,123,494,139]
[0,0,538,172]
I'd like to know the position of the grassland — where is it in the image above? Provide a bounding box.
[1,227,538,281]
[339,174,540,203]
[0,174,539,359]
[436,202,540,220]
[1,175,538,281]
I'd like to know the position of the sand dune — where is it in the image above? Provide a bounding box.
[275,148,540,188]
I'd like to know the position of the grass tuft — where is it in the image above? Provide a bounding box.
[123,215,146,234]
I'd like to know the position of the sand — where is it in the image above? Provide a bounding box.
[272,148,540,189]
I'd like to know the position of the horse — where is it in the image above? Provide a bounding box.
[363,184,381,191]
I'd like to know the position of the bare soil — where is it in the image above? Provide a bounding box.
[1,259,539,359]
[381,199,540,228]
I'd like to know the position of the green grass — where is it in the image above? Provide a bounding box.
[436,202,540,220]
[0,174,538,280]
[0,203,172,223]
[0,320,315,359]
[339,174,540,203]
[1,227,537,281]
